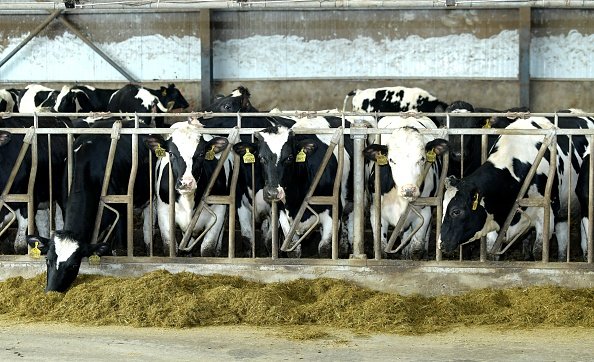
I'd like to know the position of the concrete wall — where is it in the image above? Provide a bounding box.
[0,9,593,112]
[3,256,594,296]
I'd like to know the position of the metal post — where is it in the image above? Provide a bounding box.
[126,116,140,256]
[351,119,367,258]
[27,115,39,238]
[200,9,213,109]
[480,132,488,262]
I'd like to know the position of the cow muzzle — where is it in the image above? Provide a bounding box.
[176,177,197,193]
[263,186,285,202]
[400,184,420,200]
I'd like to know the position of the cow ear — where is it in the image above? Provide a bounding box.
[27,235,51,254]
[209,137,230,154]
[445,175,460,189]
[233,142,258,156]
[297,139,317,155]
[0,131,12,147]
[426,139,449,155]
[144,135,167,154]
[362,144,389,163]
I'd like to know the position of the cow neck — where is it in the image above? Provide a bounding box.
[63,163,100,241]
[463,161,520,227]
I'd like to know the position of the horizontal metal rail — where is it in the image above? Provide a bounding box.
[2,110,594,264]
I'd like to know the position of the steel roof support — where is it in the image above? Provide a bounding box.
[0,9,62,70]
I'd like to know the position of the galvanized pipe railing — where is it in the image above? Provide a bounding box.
[3,110,594,263]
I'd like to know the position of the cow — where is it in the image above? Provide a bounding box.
[200,86,288,256]
[237,114,353,258]
[0,116,68,253]
[26,119,163,292]
[18,84,59,113]
[439,112,594,261]
[148,122,232,256]
[53,85,118,113]
[363,116,449,259]
[0,88,20,112]
[348,86,448,126]
[107,83,189,128]
[444,101,526,177]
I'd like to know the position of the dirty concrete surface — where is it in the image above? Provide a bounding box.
[1,321,593,361]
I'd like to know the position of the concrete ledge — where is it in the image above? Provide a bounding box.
[2,256,594,296]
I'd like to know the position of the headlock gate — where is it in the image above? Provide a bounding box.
[1,110,594,266]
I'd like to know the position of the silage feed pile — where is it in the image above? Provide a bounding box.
[1,270,594,334]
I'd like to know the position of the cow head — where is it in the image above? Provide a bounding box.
[438,176,490,253]
[27,232,111,293]
[159,84,189,112]
[363,127,448,200]
[239,126,295,202]
[145,123,228,194]
[204,86,257,113]
[54,86,92,113]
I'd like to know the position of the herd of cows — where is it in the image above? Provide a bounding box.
[1,83,594,292]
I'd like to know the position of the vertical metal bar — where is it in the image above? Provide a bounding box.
[149,151,154,257]
[48,134,54,232]
[27,115,38,239]
[588,135,594,264]
[67,134,74,196]
[57,16,137,82]
[168,158,176,257]
[437,114,451,262]
[351,120,366,257]
[331,131,344,260]
[0,10,62,70]
[227,153,240,259]
[480,132,488,262]
[271,201,278,259]
[127,116,139,257]
[519,7,532,109]
[542,133,557,263]
[200,9,213,109]
[373,133,382,260]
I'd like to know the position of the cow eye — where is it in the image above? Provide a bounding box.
[223,104,231,111]
[259,155,267,164]
[450,209,462,217]
[285,155,294,163]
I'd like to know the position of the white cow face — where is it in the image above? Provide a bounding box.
[364,127,448,200]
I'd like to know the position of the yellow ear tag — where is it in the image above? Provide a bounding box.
[243,149,255,164]
[88,254,101,266]
[29,241,41,259]
[426,149,436,163]
[154,145,166,158]
[205,145,215,161]
[472,193,480,211]
[375,151,388,166]
[296,148,307,163]
[483,119,492,129]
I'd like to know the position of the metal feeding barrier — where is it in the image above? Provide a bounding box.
[2,110,594,264]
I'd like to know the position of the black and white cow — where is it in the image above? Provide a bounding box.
[238,114,353,258]
[149,122,232,256]
[27,119,162,292]
[439,112,594,261]
[0,116,68,253]
[348,86,448,125]
[363,116,448,259]
[108,84,189,128]
[18,84,59,113]
[0,88,20,112]
[53,85,118,113]
[200,86,289,256]
[444,101,525,177]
